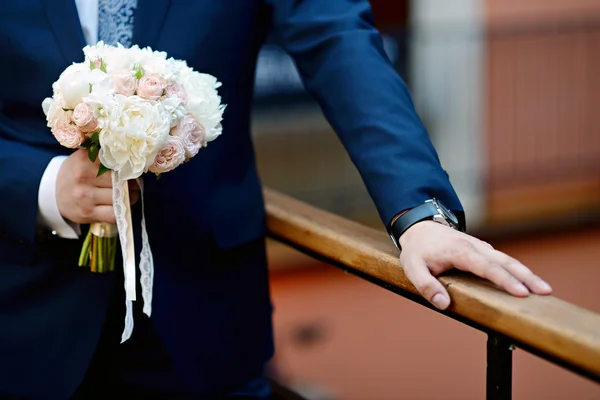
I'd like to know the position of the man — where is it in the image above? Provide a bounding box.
[0,0,552,399]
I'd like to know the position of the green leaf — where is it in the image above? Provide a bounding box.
[89,83,93,93]
[90,57,107,72]
[88,144,99,163]
[81,139,93,149]
[134,63,145,80]
[97,163,110,177]
[62,108,74,112]
[92,132,99,142]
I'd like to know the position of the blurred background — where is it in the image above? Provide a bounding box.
[251,0,600,399]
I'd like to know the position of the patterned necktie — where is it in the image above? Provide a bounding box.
[98,0,138,47]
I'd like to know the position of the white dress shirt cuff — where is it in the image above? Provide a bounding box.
[38,156,81,239]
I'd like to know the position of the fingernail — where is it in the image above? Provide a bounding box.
[536,279,552,292]
[516,283,529,296]
[432,293,450,309]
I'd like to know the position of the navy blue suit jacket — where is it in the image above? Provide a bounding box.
[0,0,463,398]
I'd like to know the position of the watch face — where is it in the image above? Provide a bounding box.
[433,199,459,225]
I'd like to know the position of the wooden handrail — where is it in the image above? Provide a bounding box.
[264,188,600,380]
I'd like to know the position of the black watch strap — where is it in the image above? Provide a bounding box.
[388,199,460,249]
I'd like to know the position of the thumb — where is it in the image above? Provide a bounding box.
[402,257,451,310]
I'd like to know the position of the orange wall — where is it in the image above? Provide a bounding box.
[483,0,600,225]
[487,0,600,22]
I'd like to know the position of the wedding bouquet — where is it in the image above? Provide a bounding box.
[42,42,225,341]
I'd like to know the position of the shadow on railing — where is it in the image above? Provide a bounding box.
[264,188,600,400]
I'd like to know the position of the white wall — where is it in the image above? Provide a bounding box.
[409,0,487,229]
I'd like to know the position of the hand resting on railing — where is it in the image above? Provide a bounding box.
[264,188,600,379]
[398,219,552,310]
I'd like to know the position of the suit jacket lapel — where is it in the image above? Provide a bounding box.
[132,0,171,49]
[41,0,87,64]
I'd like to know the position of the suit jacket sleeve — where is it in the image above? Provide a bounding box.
[266,0,465,228]
[0,136,59,243]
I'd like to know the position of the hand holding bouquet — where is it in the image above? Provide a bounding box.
[42,42,225,341]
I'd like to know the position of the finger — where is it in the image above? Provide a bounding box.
[128,179,141,205]
[403,257,451,310]
[129,189,140,206]
[452,241,530,297]
[72,158,101,183]
[474,243,552,295]
[92,205,116,224]
[78,148,101,171]
[128,180,139,191]
[93,171,113,188]
[74,148,91,161]
[90,188,113,206]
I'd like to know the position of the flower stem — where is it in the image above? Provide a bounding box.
[79,231,92,267]
[78,227,119,273]
[100,237,105,273]
[90,235,97,273]
[109,238,117,272]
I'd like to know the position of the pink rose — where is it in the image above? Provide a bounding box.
[111,72,137,96]
[137,75,165,101]
[149,136,186,174]
[170,115,206,160]
[164,82,187,106]
[71,103,98,133]
[52,111,85,149]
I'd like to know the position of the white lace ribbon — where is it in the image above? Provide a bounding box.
[111,173,154,343]
[137,178,154,317]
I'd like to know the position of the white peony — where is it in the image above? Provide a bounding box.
[128,45,169,76]
[83,41,135,73]
[58,67,116,109]
[95,95,172,181]
[161,58,190,81]
[50,62,86,100]
[178,69,225,144]
[41,97,53,116]
[57,62,88,81]
[161,96,187,127]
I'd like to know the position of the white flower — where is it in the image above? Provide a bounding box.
[96,95,172,181]
[161,96,187,127]
[58,67,116,109]
[41,98,52,116]
[42,93,66,128]
[58,62,88,82]
[50,62,86,100]
[178,69,225,144]
[162,58,190,81]
[129,45,168,75]
[83,42,134,73]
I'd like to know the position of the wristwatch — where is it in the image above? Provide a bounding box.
[388,198,463,250]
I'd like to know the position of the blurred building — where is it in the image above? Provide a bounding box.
[252,0,600,238]
[411,0,600,235]
[255,2,600,398]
